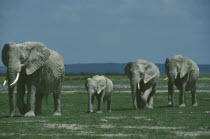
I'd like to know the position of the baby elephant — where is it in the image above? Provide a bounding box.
[85,75,113,113]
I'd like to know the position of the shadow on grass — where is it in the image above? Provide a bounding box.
[112,108,134,111]
[0,115,23,119]
[155,105,179,109]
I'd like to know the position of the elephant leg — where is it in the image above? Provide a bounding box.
[25,84,36,117]
[179,83,186,107]
[132,92,138,109]
[8,86,15,117]
[96,92,104,113]
[132,91,140,110]
[35,93,43,116]
[136,89,141,109]
[130,82,138,109]
[148,89,156,109]
[191,86,198,106]
[53,91,61,116]
[91,95,94,107]
[168,80,175,107]
[107,95,112,112]
[88,94,94,113]
[17,81,27,115]
[141,87,152,108]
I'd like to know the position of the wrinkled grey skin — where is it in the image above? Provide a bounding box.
[1,42,64,117]
[165,55,199,107]
[125,60,160,109]
[85,75,113,113]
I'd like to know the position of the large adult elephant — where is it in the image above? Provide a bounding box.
[1,42,64,117]
[125,60,160,109]
[165,55,199,107]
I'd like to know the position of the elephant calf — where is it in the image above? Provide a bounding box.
[125,60,160,109]
[85,75,113,113]
[165,55,199,107]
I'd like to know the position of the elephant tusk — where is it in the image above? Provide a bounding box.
[175,76,177,79]
[97,90,101,94]
[10,73,20,86]
[3,80,7,86]
[164,77,168,80]
[138,83,140,89]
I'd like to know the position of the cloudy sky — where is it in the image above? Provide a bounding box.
[0,0,210,64]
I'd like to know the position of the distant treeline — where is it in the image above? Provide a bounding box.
[0,63,209,74]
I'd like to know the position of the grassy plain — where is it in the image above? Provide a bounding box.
[0,73,210,138]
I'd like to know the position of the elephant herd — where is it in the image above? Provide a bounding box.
[1,42,200,116]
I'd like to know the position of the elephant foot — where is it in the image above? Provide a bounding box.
[179,104,186,107]
[35,112,42,116]
[133,102,139,110]
[168,104,174,107]
[24,111,35,117]
[96,111,103,113]
[192,103,198,107]
[133,105,139,110]
[168,102,175,107]
[148,105,153,109]
[9,112,14,117]
[88,110,93,113]
[53,112,61,116]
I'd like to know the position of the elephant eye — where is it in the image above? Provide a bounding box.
[20,56,27,63]
[140,73,144,77]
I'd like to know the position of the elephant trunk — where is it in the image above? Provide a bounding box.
[87,90,94,113]
[7,68,17,116]
[131,79,140,109]
[7,62,21,86]
[7,64,26,115]
[168,74,175,106]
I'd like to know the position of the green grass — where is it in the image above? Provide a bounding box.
[0,74,210,138]
[0,92,210,138]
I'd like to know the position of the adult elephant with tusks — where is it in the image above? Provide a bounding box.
[165,55,199,107]
[1,42,64,117]
[125,60,160,109]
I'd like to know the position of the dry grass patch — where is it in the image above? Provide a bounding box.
[0,120,48,124]
[173,131,210,137]
[124,126,184,130]
[45,123,88,130]
[106,116,126,120]
[98,124,115,129]
[97,133,144,137]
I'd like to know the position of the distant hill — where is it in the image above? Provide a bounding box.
[65,63,210,73]
[0,63,209,73]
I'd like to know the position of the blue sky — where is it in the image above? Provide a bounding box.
[0,0,210,64]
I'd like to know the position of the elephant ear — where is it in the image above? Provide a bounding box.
[96,84,106,94]
[124,62,133,78]
[26,45,50,75]
[144,64,157,84]
[96,77,107,94]
[1,42,14,67]
[2,43,10,67]
[124,62,131,73]
[180,60,191,78]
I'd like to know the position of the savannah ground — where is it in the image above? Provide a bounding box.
[0,73,210,138]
